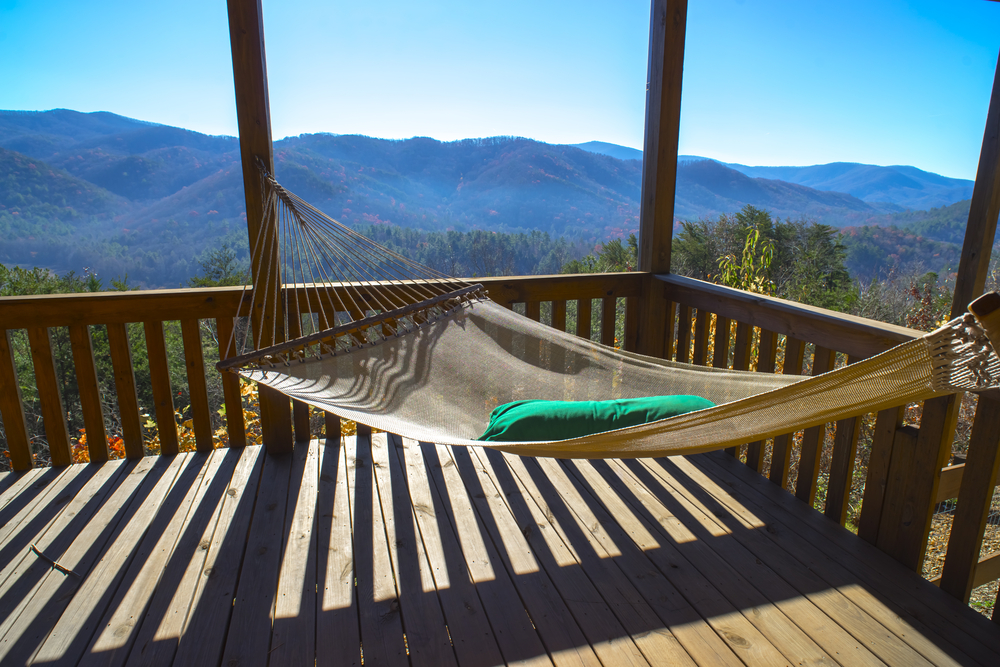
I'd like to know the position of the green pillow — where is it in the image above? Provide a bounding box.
[477,395,715,442]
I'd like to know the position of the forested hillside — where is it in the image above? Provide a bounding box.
[0,109,988,286]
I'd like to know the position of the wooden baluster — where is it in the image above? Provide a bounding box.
[287,301,311,444]
[661,300,677,361]
[769,336,805,488]
[691,310,710,366]
[106,322,144,459]
[551,300,567,332]
[1,330,32,470]
[825,355,863,525]
[795,346,836,505]
[724,321,753,459]
[745,328,777,473]
[675,305,692,363]
[858,406,907,544]
[181,319,214,452]
[600,297,616,347]
[26,327,71,467]
[143,321,179,456]
[712,315,731,369]
[576,298,592,340]
[877,395,959,571]
[940,395,1000,602]
[217,316,247,448]
[69,324,109,463]
[525,301,541,322]
[624,296,640,352]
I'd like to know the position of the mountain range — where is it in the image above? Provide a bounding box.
[0,109,985,286]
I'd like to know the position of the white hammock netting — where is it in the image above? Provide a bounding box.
[222,168,1000,459]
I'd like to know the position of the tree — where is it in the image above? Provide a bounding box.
[188,244,250,288]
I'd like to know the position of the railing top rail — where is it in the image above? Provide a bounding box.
[658,273,921,359]
[0,272,643,329]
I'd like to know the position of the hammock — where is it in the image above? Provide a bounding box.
[219,167,1000,459]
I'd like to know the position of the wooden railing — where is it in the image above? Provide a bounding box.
[1,270,998,611]
[657,273,1000,611]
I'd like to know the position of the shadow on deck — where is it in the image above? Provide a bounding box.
[1,436,998,667]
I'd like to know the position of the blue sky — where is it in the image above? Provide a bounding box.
[2,0,999,179]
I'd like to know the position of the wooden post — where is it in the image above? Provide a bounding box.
[227,0,292,454]
[636,0,688,357]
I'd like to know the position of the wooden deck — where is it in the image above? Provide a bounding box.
[1,435,999,667]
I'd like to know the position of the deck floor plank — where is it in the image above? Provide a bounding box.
[411,440,553,667]
[634,455,975,667]
[29,454,186,666]
[123,448,238,667]
[470,450,652,667]
[16,457,157,666]
[371,434,459,667]
[316,437,362,667]
[0,467,42,512]
[394,437,507,667]
[172,445,265,667]
[444,445,603,667]
[612,456,901,666]
[269,438,320,667]
[557,456,795,667]
[0,465,87,588]
[685,452,996,665]
[0,459,129,662]
[1,441,999,666]
[350,431,410,667]
[220,445,294,667]
[77,452,206,667]
[485,449,698,667]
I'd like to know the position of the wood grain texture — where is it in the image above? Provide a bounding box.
[858,407,906,545]
[181,319,213,452]
[551,299,567,332]
[601,296,617,346]
[69,324,109,462]
[143,320,178,456]
[227,0,292,455]
[1,329,32,470]
[394,437,507,667]
[419,442,553,666]
[370,434,458,667]
[26,327,71,467]
[768,336,805,488]
[940,395,1000,602]
[676,305,692,363]
[877,394,959,572]
[638,0,687,275]
[270,440,320,667]
[936,463,965,503]
[712,315,731,369]
[795,346,836,505]
[106,322,144,459]
[316,438,362,666]
[576,297,592,341]
[220,448,293,667]
[661,274,918,359]
[745,328,778,473]
[216,316,247,448]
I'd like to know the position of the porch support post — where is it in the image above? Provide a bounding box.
[636,0,688,357]
[227,0,293,454]
[876,49,1000,572]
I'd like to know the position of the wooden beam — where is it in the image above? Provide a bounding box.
[951,49,1000,317]
[0,330,32,470]
[637,0,687,356]
[227,0,292,454]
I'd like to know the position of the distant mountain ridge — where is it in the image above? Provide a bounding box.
[0,109,982,286]
[678,154,973,210]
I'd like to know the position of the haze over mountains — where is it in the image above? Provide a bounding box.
[0,109,983,287]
